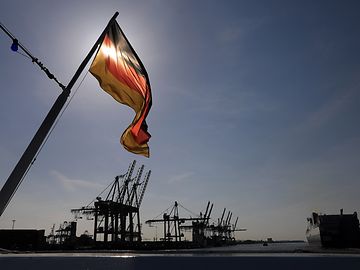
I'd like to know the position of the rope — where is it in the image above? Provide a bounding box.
[0,21,80,211]
[15,50,31,59]
[0,21,66,90]
[36,71,89,159]
[12,71,90,196]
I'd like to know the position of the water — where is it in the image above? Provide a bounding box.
[2,243,360,270]
[193,242,308,253]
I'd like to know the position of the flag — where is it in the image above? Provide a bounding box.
[90,21,152,157]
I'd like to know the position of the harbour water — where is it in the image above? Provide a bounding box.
[193,242,309,253]
[2,243,360,270]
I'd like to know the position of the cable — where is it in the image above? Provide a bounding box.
[151,204,174,220]
[10,71,90,201]
[0,22,89,201]
[0,21,66,90]
[85,178,116,208]
[177,202,200,218]
[35,71,89,160]
[15,50,31,59]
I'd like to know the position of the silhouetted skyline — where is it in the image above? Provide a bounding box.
[1,0,360,241]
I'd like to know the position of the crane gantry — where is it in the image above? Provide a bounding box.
[71,160,151,245]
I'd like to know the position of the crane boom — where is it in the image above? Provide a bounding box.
[119,160,136,204]
[203,201,210,220]
[127,165,144,206]
[219,208,226,225]
[227,212,232,226]
[234,216,239,229]
[207,203,213,224]
[138,170,151,207]
[225,211,231,226]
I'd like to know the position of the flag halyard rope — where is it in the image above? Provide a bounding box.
[14,71,90,194]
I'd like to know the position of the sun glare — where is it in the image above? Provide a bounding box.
[101,44,117,62]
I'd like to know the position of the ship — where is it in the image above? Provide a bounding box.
[306,209,360,248]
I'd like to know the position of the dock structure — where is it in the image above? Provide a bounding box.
[0,159,247,250]
[71,161,151,245]
[145,201,206,242]
[46,221,77,246]
[146,201,243,247]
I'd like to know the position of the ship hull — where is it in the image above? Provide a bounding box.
[319,214,360,248]
[306,211,360,248]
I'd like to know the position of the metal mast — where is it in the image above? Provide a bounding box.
[0,12,119,217]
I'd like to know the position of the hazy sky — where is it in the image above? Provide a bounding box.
[1,0,360,241]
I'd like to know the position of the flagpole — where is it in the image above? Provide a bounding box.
[0,12,119,217]
[65,12,119,94]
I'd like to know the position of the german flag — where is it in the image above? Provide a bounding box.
[90,21,152,157]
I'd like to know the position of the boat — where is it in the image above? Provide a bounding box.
[306,209,360,248]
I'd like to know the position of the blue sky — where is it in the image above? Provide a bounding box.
[1,0,360,241]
